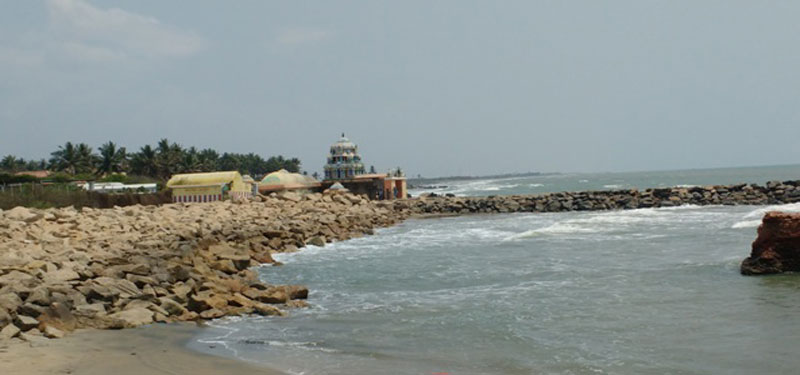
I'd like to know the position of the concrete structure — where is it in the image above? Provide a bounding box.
[320,134,407,200]
[259,169,321,194]
[321,173,407,200]
[242,175,259,196]
[324,133,366,180]
[81,182,158,194]
[166,171,250,203]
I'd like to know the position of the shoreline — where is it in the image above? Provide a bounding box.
[0,322,285,375]
[2,179,799,372]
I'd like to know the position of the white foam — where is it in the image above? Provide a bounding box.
[731,202,800,228]
[504,222,598,241]
[731,220,762,229]
[603,184,623,189]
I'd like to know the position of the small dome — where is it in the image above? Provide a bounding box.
[261,169,318,186]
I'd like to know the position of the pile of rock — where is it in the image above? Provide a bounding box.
[398,180,800,216]
[0,191,405,341]
[741,211,800,275]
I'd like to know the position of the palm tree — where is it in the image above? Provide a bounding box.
[49,142,95,175]
[197,149,219,172]
[1,155,24,172]
[155,139,184,179]
[96,141,128,176]
[182,147,201,172]
[130,145,158,177]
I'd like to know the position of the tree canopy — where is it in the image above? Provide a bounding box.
[3,139,302,180]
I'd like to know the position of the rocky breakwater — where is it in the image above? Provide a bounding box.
[398,180,800,215]
[741,212,800,275]
[0,191,404,342]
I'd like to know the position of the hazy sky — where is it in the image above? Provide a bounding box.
[1,0,799,177]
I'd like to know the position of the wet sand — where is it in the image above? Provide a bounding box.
[0,323,284,375]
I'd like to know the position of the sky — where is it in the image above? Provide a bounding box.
[1,0,800,177]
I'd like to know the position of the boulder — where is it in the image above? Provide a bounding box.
[158,297,187,316]
[5,207,42,223]
[0,293,23,313]
[0,323,20,340]
[15,315,39,331]
[107,308,154,328]
[306,236,326,247]
[41,269,81,283]
[742,211,800,275]
[42,325,65,339]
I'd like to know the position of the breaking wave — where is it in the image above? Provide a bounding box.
[730,202,800,228]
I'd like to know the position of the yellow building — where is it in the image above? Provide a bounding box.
[166,171,251,203]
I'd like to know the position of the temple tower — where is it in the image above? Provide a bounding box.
[324,133,366,180]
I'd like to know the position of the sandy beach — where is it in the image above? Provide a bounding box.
[0,323,284,375]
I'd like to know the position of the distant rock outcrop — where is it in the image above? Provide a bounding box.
[741,211,800,275]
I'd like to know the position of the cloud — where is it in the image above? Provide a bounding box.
[275,28,332,45]
[45,0,206,60]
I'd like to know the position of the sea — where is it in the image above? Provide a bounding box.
[190,165,800,375]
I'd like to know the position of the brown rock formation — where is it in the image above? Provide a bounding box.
[741,211,800,275]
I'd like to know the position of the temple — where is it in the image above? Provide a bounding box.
[321,133,407,200]
[324,133,366,180]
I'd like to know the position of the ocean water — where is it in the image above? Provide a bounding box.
[190,166,800,374]
[409,164,800,197]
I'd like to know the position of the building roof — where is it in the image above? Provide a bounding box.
[259,169,320,191]
[166,171,243,188]
[15,170,51,178]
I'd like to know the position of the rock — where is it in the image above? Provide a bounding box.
[306,236,326,247]
[0,323,21,340]
[41,269,81,283]
[188,291,228,312]
[26,287,50,306]
[107,308,154,328]
[199,308,225,319]
[74,303,107,317]
[37,302,77,332]
[15,315,39,331]
[5,207,42,223]
[252,303,285,317]
[158,297,187,316]
[0,271,36,286]
[42,325,65,339]
[0,293,23,313]
[0,308,12,327]
[742,211,800,275]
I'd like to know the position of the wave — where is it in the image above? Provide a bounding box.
[731,202,800,228]
[603,184,624,189]
[504,205,720,241]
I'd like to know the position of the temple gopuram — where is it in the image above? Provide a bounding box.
[324,134,366,180]
[322,133,407,200]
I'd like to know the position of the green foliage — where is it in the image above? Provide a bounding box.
[4,138,302,181]
[0,173,39,184]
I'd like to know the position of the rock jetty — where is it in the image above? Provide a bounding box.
[741,211,800,275]
[398,180,800,215]
[0,191,404,341]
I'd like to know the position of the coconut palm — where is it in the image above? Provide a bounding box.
[1,155,24,172]
[49,142,96,175]
[155,139,185,179]
[197,148,219,172]
[130,145,158,177]
[96,141,128,176]
[182,147,202,173]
